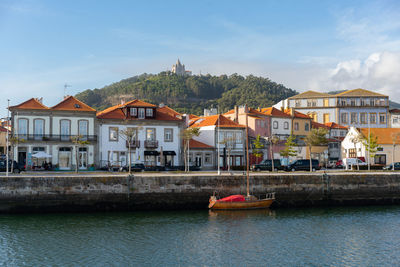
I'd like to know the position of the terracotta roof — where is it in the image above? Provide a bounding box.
[9,98,49,110]
[189,139,214,149]
[224,107,265,117]
[335,88,387,97]
[390,109,400,113]
[312,121,330,129]
[188,114,199,120]
[324,122,348,129]
[97,99,182,121]
[190,114,245,128]
[51,96,96,112]
[360,128,400,144]
[284,108,312,119]
[288,90,332,99]
[261,107,291,118]
[0,126,8,132]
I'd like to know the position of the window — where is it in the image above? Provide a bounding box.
[60,120,71,141]
[349,148,356,158]
[394,117,399,124]
[294,122,299,131]
[370,99,375,106]
[146,128,155,141]
[341,113,348,124]
[340,99,346,106]
[307,100,312,107]
[146,108,153,117]
[130,108,137,116]
[235,132,242,144]
[350,99,356,106]
[205,153,212,164]
[324,98,329,107]
[138,108,145,119]
[78,120,88,137]
[305,123,309,131]
[109,127,118,141]
[379,113,386,124]
[360,113,367,124]
[350,113,358,124]
[295,100,301,107]
[284,121,289,130]
[340,131,345,137]
[377,147,383,151]
[323,113,330,123]
[370,113,377,124]
[34,119,44,140]
[164,128,173,142]
[18,118,28,137]
[273,121,278,129]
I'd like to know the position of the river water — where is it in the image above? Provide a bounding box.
[0,206,399,266]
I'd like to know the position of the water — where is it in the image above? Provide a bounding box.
[0,206,400,266]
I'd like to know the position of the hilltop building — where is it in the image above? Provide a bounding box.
[171,59,192,76]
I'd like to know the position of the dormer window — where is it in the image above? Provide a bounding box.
[74,104,81,108]
[146,108,153,117]
[130,108,137,117]
[138,108,145,119]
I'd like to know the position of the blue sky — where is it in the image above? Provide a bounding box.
[1,0,400,117]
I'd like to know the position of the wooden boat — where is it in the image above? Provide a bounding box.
[209,109,275,210]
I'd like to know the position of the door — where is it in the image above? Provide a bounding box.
[323,113,330,124]
[195,154,202,167]
[78,148,87,170]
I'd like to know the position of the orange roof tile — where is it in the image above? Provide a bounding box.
[336,88,387,97]
[189,139,214,149]
[284,108,312,119]
[312,121,330,129]
[261,107,291,118]
[324,122,348,129]
[190,114,245,128]
[9,98,49,110]
[0,126,8,132]
[51,96,96,112]
[158,106,182,119]
[188,114,199,120]
[360,128,400,144]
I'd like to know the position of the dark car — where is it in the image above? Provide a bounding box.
[285,159,320,172]
[383,162,400,170]
[251,159,283,171]
[0,160,24,173]
[121,163,146,172]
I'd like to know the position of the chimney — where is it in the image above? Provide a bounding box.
[290,108,294,116]
[234,105,238,122]
[36,97,43,103]
[120,99,125,105]
[159,103,165,108]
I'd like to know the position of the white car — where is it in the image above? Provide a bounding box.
[343,158,367,170]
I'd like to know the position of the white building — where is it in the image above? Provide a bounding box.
[9,96,97,170]
[171,59,192,76]
[389,109,400,128]
[97,100,184,168]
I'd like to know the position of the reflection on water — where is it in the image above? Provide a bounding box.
[0,206,399,266]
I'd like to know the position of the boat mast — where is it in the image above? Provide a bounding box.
[245,107,250,197]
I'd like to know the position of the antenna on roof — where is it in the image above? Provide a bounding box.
[64,83,71,98]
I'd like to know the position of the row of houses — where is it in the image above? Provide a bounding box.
[6,87,399,171]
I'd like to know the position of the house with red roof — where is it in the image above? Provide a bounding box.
[190,114,246,169]
[9,96,97,170]
[0,125,9,155]
[97,99,184,168]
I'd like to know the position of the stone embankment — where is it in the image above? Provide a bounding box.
[1,172,400,213]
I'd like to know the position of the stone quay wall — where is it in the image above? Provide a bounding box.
[1,172,400,213]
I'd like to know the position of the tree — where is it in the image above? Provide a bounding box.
[304,128,328,172]
[252,135,264,163]
[266,135,279,172]
[71,135,90,173]
[220,136,236,171]
[280,134,297,165]
[362,133,380,171]
[391,132,400,170]
[181,127,200,172]
[119,128,138,174]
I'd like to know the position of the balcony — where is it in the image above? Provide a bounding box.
[144,140,158,148]
[12,134,97,142]
[126,140,140,148]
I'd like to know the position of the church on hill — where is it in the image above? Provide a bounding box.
[171,59,192,76]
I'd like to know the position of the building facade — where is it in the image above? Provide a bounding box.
[97,100,184,169]
[171,59,192,76]
[9,96,97,170]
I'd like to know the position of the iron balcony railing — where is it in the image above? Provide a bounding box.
[144,140,158,148]
[12,134,97,142]
[126,140,140,148]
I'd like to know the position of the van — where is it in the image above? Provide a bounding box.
[285,159,320,172]
[251,159,283,171]
[342,158,367,170]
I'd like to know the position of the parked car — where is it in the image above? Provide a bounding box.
[285,159,321,172]
[327,160,337,169]
[120,163,146,172]
[335,160,344,169]
[383,162,400,170]
[251,159,283,171]
[342,158,367,169]
[0,160,25,173]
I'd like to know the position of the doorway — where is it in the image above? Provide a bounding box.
[195,154,202,167]
[78,147,88,170]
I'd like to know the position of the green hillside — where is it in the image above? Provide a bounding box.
[75,72,297,115]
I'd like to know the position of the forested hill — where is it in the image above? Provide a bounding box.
[75,72,298,115]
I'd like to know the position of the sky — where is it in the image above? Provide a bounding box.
[1,0,400,117]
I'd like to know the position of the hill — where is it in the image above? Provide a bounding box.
[75,72,297,115]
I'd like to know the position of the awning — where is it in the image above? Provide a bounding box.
[144,151,160,156]
[163,151,176,156]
